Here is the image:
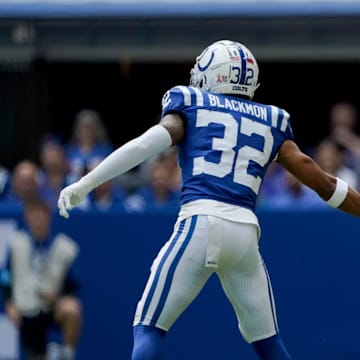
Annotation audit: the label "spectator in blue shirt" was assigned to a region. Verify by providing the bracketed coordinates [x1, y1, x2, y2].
[0, 160, 43, 213]
[258, 170, 329, 211]
[38, 134, 72, 211]
[66, 109, 113, 183]
[124, 153, 180, 213]
[75, 160, 126, 213]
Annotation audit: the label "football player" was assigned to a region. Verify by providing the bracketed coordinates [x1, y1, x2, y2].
[58, 40, 360, 360]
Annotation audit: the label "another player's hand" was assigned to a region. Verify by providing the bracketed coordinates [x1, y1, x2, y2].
[57, 181, 90, 219]
[5, 301, 21, 327]
[39, 290, 58, 306]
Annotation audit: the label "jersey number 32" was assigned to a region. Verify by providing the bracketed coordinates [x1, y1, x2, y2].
[192, 109, 274, 194]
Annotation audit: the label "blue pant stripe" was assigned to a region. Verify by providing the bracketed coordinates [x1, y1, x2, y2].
[139, 219, 186, 323]
[151, 216, 198, 325]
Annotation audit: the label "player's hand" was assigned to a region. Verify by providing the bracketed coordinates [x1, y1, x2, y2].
[57, 181, 90, 219]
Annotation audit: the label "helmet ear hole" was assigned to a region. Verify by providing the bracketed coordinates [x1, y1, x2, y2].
[199, 79, 204, 88]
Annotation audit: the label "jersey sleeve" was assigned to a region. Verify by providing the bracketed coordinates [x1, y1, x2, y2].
[161, 86, 191, 118]
[269, 105, 294, 141]
[269, 106, 295, 161]
[283, 111, 294, 141]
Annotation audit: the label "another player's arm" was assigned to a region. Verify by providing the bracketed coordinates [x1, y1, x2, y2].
[277, 139, 360, 216]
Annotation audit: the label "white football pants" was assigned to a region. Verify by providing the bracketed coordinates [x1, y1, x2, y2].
[133, 215, 278, 343]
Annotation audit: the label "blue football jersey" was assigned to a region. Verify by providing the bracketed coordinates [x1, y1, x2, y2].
[161, 86, 294, 212]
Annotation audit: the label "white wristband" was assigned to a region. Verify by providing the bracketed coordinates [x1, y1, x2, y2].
[326, 177, 348, 208]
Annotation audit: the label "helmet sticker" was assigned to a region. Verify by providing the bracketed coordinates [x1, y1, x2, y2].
[197, 48, 215, 72]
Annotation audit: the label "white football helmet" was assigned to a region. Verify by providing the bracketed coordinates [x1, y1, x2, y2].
[190, 40, 260, 99]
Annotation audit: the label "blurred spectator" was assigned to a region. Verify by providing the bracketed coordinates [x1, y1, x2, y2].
[116, 146, 181, 195]
[38, 134, 71, 211]
[0, 163, 10, 200]
[124, 154, 180, 213]
[66, 109, 113, 183]
[328, 101, 360, 174]
[87, 180, 126, 213]
[114, 163, 150, 195]
[0, 160, 42, 211]
[0, 199, 82, 360]
[160, 147, 182, 192]
[315, 138, 358, 190]
[257, 170, 328, 211]
[80, 160, 126, 213]
[257, 162, 286, 207]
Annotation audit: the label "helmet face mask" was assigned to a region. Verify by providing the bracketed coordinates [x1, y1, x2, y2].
[190, 40, 260, 99]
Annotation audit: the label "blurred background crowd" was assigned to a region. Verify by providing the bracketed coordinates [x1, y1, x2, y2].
[1, 100, 360, 214]
[0, 107, 182, 214]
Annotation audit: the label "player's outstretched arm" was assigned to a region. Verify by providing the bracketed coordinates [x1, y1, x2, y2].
[277, 140, 360, 217]
[57, 113, 185, 218]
